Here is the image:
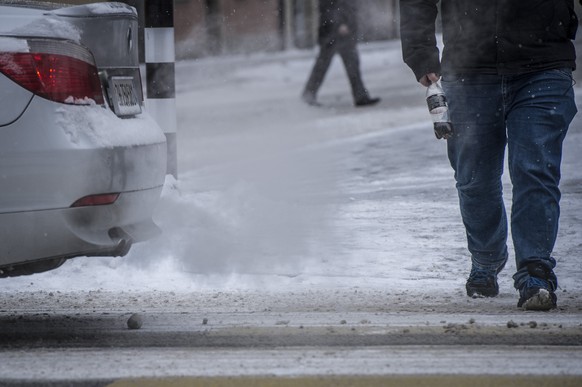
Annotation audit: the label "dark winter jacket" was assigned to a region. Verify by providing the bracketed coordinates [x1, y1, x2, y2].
[318, 0, 358, 46]
[400, 0, 578, 80]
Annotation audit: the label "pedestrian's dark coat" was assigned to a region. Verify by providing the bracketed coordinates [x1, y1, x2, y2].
[318, 0, 358, 46]
[400, 0, 578, 81]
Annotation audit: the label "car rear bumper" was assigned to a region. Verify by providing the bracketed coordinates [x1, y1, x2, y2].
[0, 185, 163, 268]
[0, 97, 167, 270]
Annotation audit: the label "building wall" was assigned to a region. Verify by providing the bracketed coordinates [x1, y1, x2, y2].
[174, 0, 208, 58]
[41, 0, 400, 59]
[174, 0, 399, 58]
[220, 0, 281, 53]
[173, 0, 284, 58]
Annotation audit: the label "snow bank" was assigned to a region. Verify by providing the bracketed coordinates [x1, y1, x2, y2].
[56, 104, 166, 148]
[10, 18, 81, 43]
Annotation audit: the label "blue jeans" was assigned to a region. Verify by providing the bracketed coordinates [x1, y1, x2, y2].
[441, 69, 577, 290]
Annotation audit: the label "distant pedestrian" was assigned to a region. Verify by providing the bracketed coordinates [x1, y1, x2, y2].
[301, 0, 380, 107]
[400, 0, 578, 310]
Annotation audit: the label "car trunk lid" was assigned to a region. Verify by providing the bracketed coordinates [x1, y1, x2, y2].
[49, 3, 143, 117]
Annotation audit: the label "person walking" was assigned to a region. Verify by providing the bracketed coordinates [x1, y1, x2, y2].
[302, 0, 380, 107]
[399, 0, 578, 310]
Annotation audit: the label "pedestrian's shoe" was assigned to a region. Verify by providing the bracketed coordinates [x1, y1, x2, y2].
[355, 97, 380, 107]
[517, 263, 557, 311]
[466, 266, 500, 298]
[301, 92, 319, 106]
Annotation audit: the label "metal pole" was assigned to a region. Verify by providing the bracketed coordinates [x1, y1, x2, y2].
[283, 0, 294, 50]
[144, 0, 177, 178]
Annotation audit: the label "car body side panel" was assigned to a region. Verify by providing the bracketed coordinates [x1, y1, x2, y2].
[0, 74, 33, 126]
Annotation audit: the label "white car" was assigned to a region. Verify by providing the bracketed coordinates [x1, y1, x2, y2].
[0, 1, 167, 277]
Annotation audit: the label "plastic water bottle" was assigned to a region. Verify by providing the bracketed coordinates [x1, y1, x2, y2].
[426, 82, 454, 139]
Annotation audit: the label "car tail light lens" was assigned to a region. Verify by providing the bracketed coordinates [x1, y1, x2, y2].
[71, 193, 120, 208]
[0, 39, 104, 105]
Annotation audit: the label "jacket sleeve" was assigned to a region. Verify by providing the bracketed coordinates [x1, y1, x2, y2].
[399, 0, 441, 81]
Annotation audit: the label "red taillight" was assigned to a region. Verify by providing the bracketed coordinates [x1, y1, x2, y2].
[0, 42, 104, 105]
[71, 193, 120, 208]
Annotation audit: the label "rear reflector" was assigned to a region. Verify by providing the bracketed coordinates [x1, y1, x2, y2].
[0, 39, 104, 105]
[71, 193, 120, 208]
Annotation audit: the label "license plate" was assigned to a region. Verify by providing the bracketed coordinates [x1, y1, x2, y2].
[109, 76, 141, 116]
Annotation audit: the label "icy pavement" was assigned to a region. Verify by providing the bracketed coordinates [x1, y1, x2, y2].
[2, 41, 580, 308]
[0, 41, 581, 383]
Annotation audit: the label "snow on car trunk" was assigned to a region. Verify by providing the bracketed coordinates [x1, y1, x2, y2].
[49, 3, 140, 69]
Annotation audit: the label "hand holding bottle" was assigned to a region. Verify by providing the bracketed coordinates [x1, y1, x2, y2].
[426, 81, 454, 140]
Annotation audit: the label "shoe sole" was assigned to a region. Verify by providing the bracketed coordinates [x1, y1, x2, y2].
[521, 289, 556, 311]
[466, 287, 498, 298]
